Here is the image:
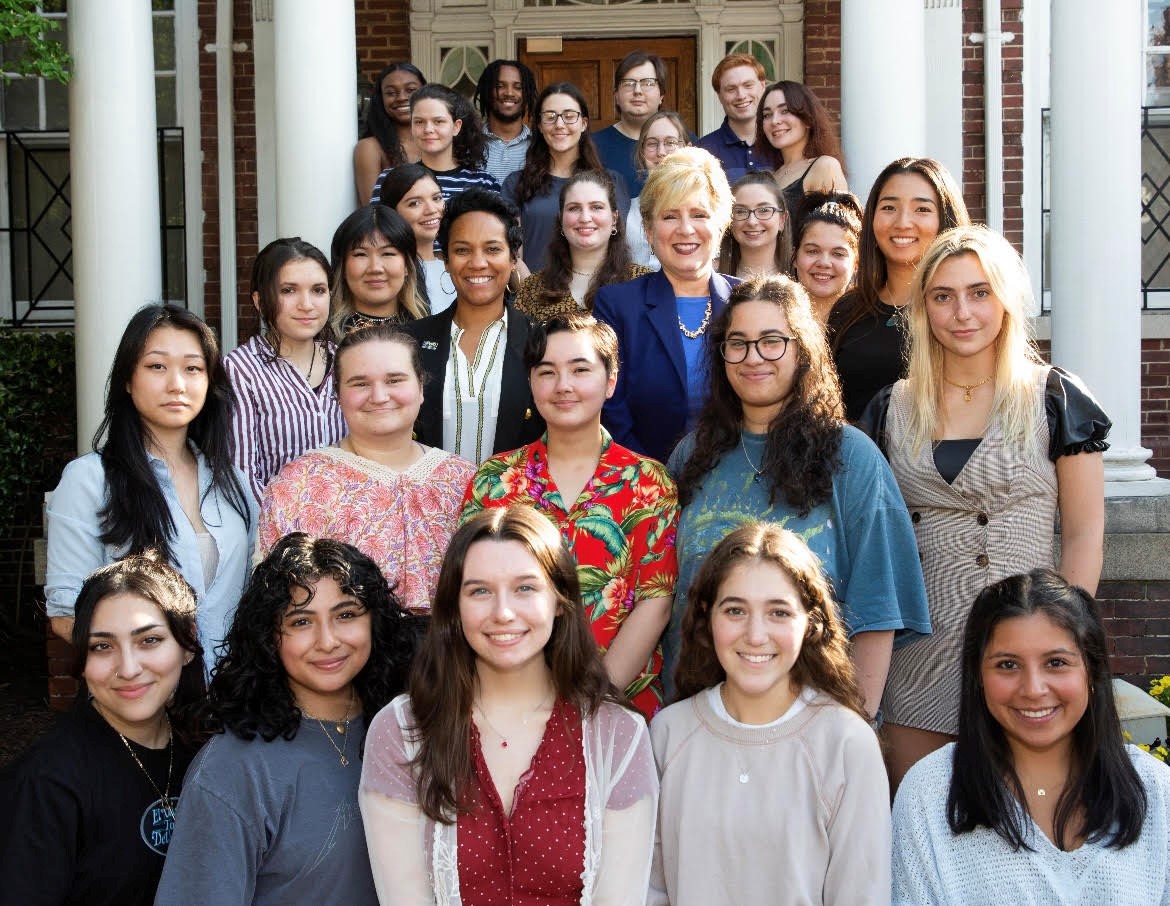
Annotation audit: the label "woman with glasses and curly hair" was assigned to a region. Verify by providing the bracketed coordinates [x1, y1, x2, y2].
[360, 506, 658, 904]
[155, 534, 417, 905]
[666, 274, 930, 710]
[503, 82, 630, 274]
[649, 523, 890, 906]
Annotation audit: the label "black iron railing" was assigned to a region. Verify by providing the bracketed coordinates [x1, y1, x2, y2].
[0, 127, 186, 327]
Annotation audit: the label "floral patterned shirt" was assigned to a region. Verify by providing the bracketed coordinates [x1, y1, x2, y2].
[260, 445, 476, 612]
[462, 431, 679, 717]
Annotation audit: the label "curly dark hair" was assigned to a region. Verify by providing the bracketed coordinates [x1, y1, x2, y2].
[513, 83, 606, 208]
[436, 188, 523, 259]
[473, 59, 538, 124]
[410, 84, 488, 171]
[677, 274, 844, 516]
[539, 171, 634, 310]
[205, 533, 418, 743]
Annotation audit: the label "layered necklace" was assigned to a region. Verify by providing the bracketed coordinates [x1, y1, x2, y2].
[301, 686, 356, 767]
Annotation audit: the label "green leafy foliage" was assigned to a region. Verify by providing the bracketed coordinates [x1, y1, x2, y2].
[0, 0, 72, 84]
[0, 329, 76, 535]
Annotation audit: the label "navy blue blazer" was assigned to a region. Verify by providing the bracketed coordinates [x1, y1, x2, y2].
[404, 301, 544, 457]
[593, 270, 738, 464]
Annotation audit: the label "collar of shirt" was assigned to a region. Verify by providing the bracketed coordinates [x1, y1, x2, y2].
[483, 123, 531, 147]
[716, 118, 751, 148]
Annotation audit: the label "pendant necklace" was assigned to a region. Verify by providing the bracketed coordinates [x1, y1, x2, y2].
[112, 711, 176, 820]
[474, 694, 554, 749]
[943, 374, 993, 402]
[740, 432, 763, 482]
[301, 686, 355, 767]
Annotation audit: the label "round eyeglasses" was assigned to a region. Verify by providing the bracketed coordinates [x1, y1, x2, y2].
[540, 110, 582, 125]
[731, 205, 781, 222]
[719, 335, 795, 363]
[643, 138, 682, 153]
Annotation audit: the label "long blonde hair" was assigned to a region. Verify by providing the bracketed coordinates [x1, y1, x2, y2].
[903, 225, 1044, 457]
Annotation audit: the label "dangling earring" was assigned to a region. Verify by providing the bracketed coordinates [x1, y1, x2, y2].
[611, 226, 618, 236]
[440, 270, 455, 295]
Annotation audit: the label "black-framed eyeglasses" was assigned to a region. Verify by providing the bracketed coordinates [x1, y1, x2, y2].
[540, 110, 582, 125]
[719, 335, 795, 363]
[617, 77, 660, 91]
[731, 205, 781, 222]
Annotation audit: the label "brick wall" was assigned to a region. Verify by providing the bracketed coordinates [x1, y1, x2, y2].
[801, 1, 841, 122]
[1097, 580, 1170, 690]
[1144, 338, 1170, 477]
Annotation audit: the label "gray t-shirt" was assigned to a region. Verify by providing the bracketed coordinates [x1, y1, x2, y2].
[154, 716, 377, 905]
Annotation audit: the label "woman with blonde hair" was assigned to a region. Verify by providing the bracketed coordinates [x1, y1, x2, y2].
[594, 146, 737, 464]
[329, 205, 428, 335]
[649, 522, 890, 906]
[860, 224, 1110, 790]
[627, 111, 691, 269]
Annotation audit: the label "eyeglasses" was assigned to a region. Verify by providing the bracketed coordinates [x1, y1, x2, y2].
[643, 138, 682, 153]
[540, 109, 582, 125]
[731, 205, 781, 222]
[617, 77, 660, 92]
[719, 335, 795, 363]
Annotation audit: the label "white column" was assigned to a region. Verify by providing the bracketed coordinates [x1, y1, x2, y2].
[68, 1, 162, 452]
[273, 0, 357, 253]
[1050, 0, 1157, 486]
[840, 0, 927, 203]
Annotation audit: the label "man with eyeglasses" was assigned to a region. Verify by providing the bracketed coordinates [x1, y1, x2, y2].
[474, 59, 538, 184]
[698, 53, 768, 183]
[592, 51, 666, 197]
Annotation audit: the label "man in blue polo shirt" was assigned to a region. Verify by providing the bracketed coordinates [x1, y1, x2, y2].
[697, 53, 767, 184]
[592, 51, 666, 197]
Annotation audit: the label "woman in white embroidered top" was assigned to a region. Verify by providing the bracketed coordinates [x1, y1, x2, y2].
[648, 522, 891, 906]
[359, 505, 658, 905]
[225, 237, 347, 500]
[892, 569, 1170, 905]
[258, 323, 475, 613]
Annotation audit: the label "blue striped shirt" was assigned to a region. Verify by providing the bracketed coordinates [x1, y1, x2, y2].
[370, 164, 501, 204]
[223, 334, 348, 499]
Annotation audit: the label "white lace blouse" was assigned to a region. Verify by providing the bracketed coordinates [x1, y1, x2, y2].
[359, 693, 658, 905]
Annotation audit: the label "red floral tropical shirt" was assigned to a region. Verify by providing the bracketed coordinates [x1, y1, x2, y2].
[461, 431, 679, 717]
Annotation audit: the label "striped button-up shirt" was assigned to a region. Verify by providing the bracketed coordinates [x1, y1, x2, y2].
[224, 334, 348, 499]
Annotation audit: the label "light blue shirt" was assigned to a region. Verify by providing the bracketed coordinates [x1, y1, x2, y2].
[46, 449, 256, 673]
[483, 123, 531, 185]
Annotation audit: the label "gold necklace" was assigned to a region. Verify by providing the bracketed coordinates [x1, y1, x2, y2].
[943, 374, 993, 402]
[678, 297, 713, 338]
[301, 687, 355, 767]
[112, 712, 176, 820]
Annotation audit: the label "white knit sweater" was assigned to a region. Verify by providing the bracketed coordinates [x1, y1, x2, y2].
[892, 743, 1170, 905]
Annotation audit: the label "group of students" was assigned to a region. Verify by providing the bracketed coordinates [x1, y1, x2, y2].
[3, 46, 1169, 906]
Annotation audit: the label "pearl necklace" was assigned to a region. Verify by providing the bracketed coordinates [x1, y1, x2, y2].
[678, 297, 713, 338]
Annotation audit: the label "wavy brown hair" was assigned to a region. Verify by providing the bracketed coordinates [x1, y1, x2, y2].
[513, 83, 605, 208]
[754, 80, 844, 170]
[676, 274, 844, 515]
[539, 171, 635, 311]
[674, 522, 867, 719]
[407, 506, 625, 824]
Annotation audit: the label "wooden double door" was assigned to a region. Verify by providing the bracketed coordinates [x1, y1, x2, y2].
[519, 36, 697, 134]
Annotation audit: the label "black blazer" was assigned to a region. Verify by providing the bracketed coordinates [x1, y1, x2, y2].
[404, 301, 544, 457]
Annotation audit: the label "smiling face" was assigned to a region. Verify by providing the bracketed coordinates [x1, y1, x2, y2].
[723, 299, 799, 426]
[394, 176, 445, 247]
[491, 64, 525, 124]
[615, 61, 663, 122]
[560, 181, 616, 255]
[382, 69, 423, 126]
[459, 539, 559, 680]
[794, 221, 857, 305]
[411, 97, 462, 162]
[128, 326, 209, 442]
[84, 592, 193, 742]
[981, 613, 1090, 761]
[445, 211, 515, 313]
[640, 116, 686, 171]
[730, 182, 785, 255]
[651, 191, 718, 286]
[344, 232, 407, 315]
[261, 258, 331, 351]
[760, 88, 808, 157]
[717, 64, 765, 127]
[872, 171, 942, 269]
[925, 252, 1006, 365]
[279, 575, 373, 717]
[539, 92, 587, 157]
[529, 329, 616, 433]
[337, 338, 424, 444]
[711, 559, 808, 721]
